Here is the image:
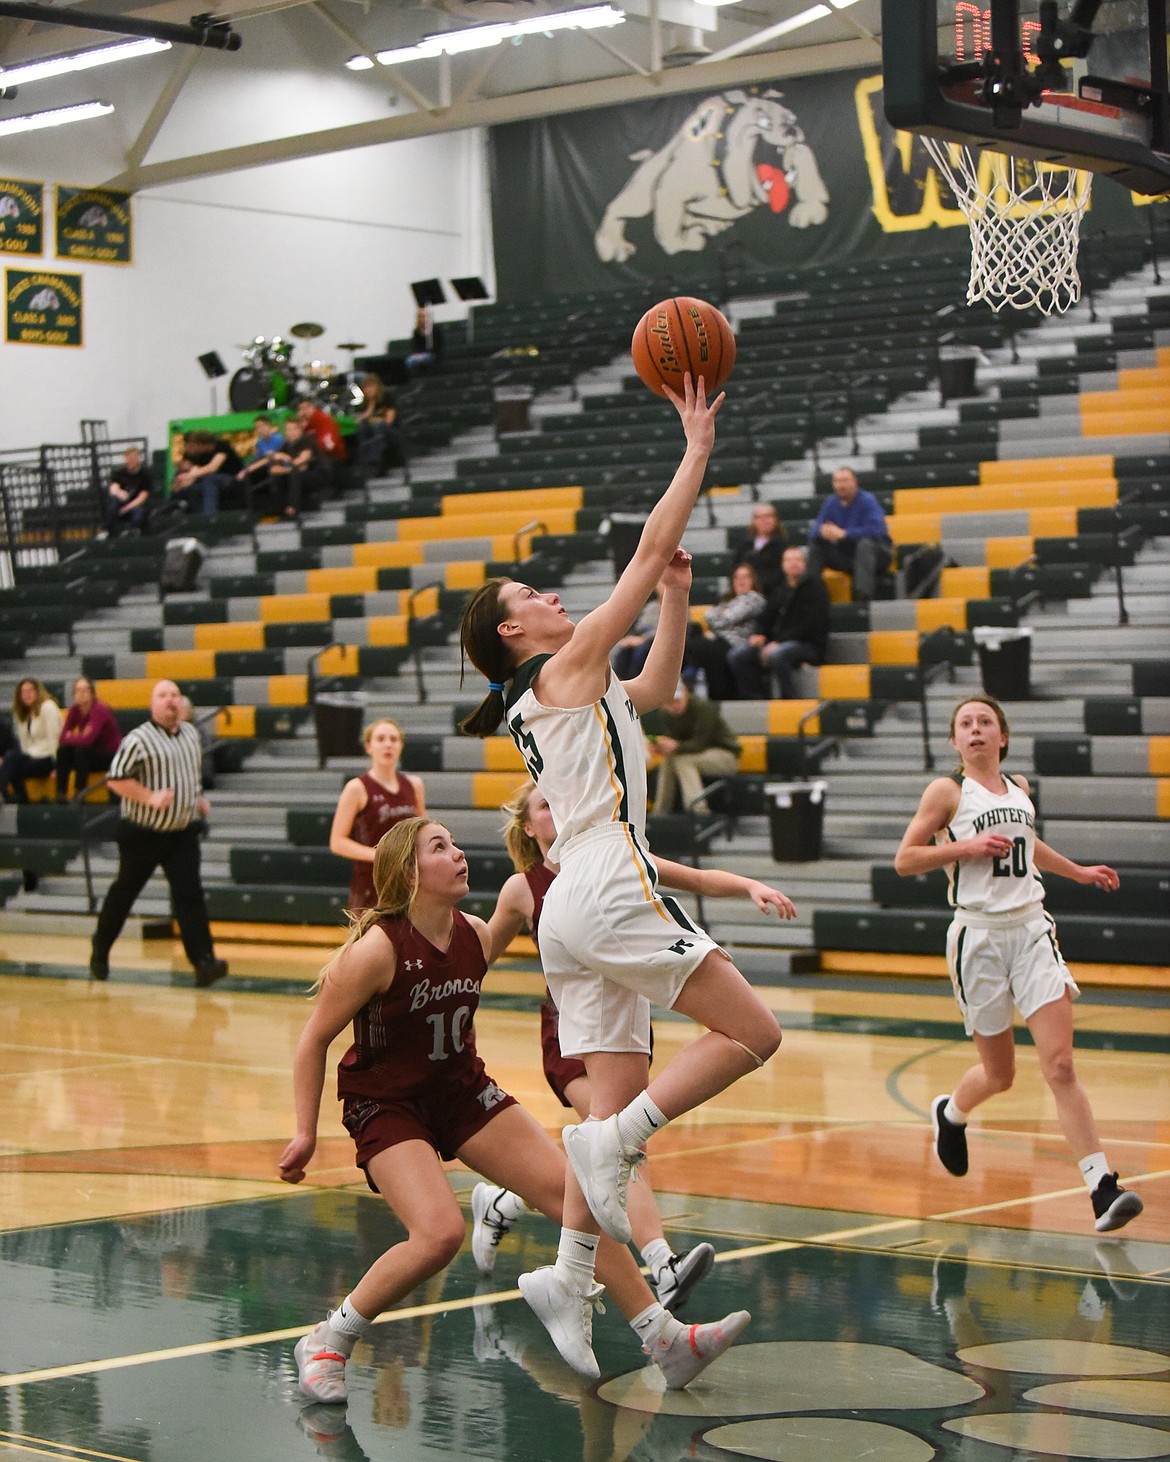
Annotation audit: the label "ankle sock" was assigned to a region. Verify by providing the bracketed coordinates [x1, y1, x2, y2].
[641, 1238, 673, 1281]
[555, 1228, 599, 1288]
[1079, 1152, 1110, 1194]
[617, 1094, 669, 1150]
[325, 1295, 372, 1355]
[943, 1098, 968, 1127]
[629, 1301, 679, 1349]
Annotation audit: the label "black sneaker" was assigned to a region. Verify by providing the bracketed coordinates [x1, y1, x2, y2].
[931, 1095, 969, 1177]
[89, 952, 109, 982]
[194, 958, 228, 988]
[1092, 1174, 1143, 1234]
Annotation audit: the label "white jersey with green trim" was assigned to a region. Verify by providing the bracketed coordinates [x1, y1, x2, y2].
[940, 770, 1044, 916]
[505, 654, 648, 862]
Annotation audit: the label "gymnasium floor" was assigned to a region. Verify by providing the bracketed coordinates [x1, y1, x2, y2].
[1, 936, 1167, 1462]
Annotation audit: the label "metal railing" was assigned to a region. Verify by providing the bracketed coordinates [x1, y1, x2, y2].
[512, 519, 547, 567]
[407, 582, 445, 704]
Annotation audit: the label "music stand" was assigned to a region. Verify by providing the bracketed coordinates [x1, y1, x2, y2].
[198, 351, 227, 416]
[451, 276, 490, 345]
[409, 280, 446, 351]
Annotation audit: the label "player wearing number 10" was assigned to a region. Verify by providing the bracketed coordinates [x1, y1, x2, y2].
[895, 697, 1142, 1234]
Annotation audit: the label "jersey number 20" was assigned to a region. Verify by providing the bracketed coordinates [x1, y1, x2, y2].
[992, 837, 1027, 878]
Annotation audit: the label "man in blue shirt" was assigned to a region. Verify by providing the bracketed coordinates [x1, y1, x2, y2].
[806, 466, 893, 602]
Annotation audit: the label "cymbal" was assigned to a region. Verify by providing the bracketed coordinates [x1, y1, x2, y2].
[289, 321, 325, 339]
[337, 341, 367, 351]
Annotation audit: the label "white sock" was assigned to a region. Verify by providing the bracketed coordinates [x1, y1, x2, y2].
[943, 1098, 968, 1127]
[641, 1238, 673, 1280]
[629, 1301, 680, 1349]
[326, 1295, 372, 1354]
[617, 1094, 669, 1150]
[555, 1228, 598, 1287]
[495, 1190, 528, 1222]
[1079, 1152, 1110, 1193]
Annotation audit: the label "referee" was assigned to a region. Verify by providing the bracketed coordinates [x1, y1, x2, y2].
[90, 679, 227, 986]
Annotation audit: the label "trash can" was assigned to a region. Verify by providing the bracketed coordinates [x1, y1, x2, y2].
[493, 384, 534, 435]
[313, 692, 368, 768]
[938, 350, 979, 402]
[607, 512, 646, 577]
[973, 626, 1033, 700]
[765, 779, 827, 862]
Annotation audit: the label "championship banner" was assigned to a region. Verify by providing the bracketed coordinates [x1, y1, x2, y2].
[5, 268, 83, 347]
[0, 179, 44, 256]
[55, 186, 132, 264]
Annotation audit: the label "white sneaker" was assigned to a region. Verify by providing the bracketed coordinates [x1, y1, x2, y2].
[646, 1310, 751, 1390]
[294, 1321, 348, 1404]
[518, 1265, 605, 1379]
[562, 1115, 643, 1245]
[471, 1182, 517, 1276]
[654, 1243, 716, 1313]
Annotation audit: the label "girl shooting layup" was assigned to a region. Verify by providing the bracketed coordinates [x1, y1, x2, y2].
[279, 817, 749, 1405]
[471, 782, 795, 1307]
[895, 697, 1143, 1233]
[459, 375, 793, 1373]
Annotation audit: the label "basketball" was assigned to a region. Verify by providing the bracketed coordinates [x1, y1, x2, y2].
[631, 297, 735, 399]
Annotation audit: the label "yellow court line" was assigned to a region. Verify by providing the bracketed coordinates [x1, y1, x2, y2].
[0, 1445, 112, 1462]
[0, 1433, 134, 1462]
[931, 1165, 1170, 1223]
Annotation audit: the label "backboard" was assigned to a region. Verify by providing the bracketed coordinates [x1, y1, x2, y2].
[881, 0, 1170, 194]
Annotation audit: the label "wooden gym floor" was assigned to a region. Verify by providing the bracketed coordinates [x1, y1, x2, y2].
[0, 933, 1167, 1462]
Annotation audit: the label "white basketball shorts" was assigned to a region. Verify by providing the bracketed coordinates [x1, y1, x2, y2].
[946, 906, 1080, 1038]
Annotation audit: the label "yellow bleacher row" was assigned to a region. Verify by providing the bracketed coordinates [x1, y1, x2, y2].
[1080, 354, 1170, 437]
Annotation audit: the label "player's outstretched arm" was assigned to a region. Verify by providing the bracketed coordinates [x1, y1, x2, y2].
[655, 857, 797, 920]
[627, 550, 693, 712]
[278, 928, 395, 1183]
[1034, 838, 1120, 890]
[484, 873, 534, 967]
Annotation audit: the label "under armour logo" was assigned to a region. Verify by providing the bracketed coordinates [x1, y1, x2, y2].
[404, 959, 424, 971]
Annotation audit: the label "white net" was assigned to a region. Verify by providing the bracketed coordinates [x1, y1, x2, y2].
[924, 138, 1093, 315]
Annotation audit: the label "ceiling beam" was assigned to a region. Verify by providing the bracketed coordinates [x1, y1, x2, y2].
[105, 35, 878, 191]
[123, 40, 200, 171]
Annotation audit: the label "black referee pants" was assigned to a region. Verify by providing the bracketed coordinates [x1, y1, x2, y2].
[93, 822, 215, 969]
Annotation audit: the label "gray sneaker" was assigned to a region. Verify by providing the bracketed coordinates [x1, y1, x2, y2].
[654, 1243, 716, 1314]
[294, 1321, 348, 1404]
[645, 1310, 751, 1389]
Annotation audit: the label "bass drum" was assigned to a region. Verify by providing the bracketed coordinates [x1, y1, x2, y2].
[229, 366, 292, 413]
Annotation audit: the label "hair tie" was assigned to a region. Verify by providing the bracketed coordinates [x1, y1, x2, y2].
[488, 681, 505, 693]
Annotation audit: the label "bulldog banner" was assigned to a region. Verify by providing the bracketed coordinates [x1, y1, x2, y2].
[489, 67, 1161, 301]
[56, 186, 132, 264]
[0, 179, 44, 257]
[5, 268, 83, 347]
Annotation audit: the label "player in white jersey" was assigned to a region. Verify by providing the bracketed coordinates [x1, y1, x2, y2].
[896, 696, 1142, 1233]
[458, 373, 796, 1373]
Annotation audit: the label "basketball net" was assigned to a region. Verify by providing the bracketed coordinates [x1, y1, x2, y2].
[924, 138, 1093, 315]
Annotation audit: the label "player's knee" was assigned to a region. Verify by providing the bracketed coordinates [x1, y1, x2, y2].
[986, 1064, 1014, 1094]
[1041, 1051, 1076, 1090]
[740, 1010, 782, 1065]
[419, 1217, 466, 1269]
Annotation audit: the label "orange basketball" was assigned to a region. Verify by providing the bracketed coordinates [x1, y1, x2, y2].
[631, 297, 735, 399]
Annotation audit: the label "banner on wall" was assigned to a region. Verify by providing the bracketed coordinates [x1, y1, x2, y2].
[5, 268, 83, 347]
[56, 186, 132, 264]
[0, 179, 44, 257]
[488, 69, 1161, 301]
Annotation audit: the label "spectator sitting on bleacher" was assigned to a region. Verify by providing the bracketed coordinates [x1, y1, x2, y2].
[171, 430, 244, 516]
[235, 414, 285, 493]
[296, 398, 346, 465]
[684, 563, 766, 701]
[255, 419, 323, 519]
[1, 678, 61, 804]
[56, 676, 121, 801]
[806, 466, 893, 603]
[728, 546, 830, 700]
[612, 588, 660, 681]
[100, 446, 153, 538]
[643, 680, 740, 815]
[404, 306, 441, 374]
[731, 503, 788, 595]
[352, 394, 404, 478]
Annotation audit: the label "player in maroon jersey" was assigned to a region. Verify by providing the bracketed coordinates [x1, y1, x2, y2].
[473, 781, 796, 1308]
[279, 815, 750, 1406]
[329, 719, 426, 911]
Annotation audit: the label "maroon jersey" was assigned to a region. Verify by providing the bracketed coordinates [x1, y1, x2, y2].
[526, 862, 587, 1108]
[524, 862, 556, 945]
[348, 773, 419, 910]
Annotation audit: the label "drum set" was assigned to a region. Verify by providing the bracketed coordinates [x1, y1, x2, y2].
[227, 322, 368, 414]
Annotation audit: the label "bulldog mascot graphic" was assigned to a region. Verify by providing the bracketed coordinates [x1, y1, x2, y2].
[595, 89, 828, 261]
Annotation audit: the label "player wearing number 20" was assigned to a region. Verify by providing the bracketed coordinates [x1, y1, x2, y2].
[895, 696, 1142, 1234]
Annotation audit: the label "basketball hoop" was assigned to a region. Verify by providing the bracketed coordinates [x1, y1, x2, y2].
[924, 138, 1093, 315]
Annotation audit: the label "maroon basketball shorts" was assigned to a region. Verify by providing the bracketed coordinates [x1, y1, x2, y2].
[540, 997, 588, 1109]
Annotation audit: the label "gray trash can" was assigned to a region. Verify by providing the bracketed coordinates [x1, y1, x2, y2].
[493, 384, 534, 435]
[608, 512, 646, 577]
[313, 691, 368, 767]
[973, 626, 1033, 700]
[765, 779, 827, 862]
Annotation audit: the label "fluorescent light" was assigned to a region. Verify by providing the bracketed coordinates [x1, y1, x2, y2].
[0, 100, 114, 137]
[699, 2, 830, 62]
[374, 5, 625, 66]
[345, 54, 376, 70]
[0, 38, 170, 89]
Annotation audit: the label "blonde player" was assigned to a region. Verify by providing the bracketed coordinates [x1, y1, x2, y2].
[895, 696, 1142, 1233]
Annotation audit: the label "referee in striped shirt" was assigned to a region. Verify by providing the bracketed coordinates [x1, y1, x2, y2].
[90, 679, 227, 986]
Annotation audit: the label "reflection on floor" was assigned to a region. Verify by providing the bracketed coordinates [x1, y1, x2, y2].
[0, 963, 1166, 1461]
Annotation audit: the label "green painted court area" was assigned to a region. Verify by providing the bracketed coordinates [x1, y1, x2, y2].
[3, 1190, 1167, 1462]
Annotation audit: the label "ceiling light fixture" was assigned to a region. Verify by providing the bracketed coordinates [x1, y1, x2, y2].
[371, 5, 625, 67]
[0, 99, 114, 136]
[345, 54, 376, 70]
[0, 37, 170, 88]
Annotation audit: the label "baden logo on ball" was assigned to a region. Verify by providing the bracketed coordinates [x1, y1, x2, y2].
[631, 297, 735, 399]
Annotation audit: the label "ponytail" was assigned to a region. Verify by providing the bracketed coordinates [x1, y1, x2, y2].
[458, 578, 514, 738]
[501, 780, 542, 873]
